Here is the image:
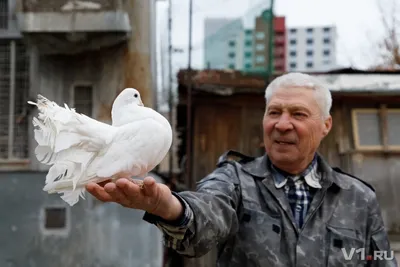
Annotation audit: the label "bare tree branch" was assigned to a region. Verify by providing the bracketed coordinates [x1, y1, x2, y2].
[370, 0, 400, 69]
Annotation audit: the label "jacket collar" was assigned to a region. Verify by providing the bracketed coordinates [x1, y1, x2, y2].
[240, 152, 351, 190]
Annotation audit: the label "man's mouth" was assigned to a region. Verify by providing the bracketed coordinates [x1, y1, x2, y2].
[275, 140, 295, 145]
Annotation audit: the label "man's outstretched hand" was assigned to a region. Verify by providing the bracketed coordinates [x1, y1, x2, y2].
[85, 176, 183, 221]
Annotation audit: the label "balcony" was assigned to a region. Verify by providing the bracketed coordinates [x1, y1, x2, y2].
[15, 0, 131, 54]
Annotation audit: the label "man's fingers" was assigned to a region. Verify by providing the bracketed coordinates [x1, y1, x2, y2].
[142, 176, 158, 197]
[116, 178, 142, 199]
[97, 179, 112, 187]
[86, 183, 113, 202]
[104, 182, 131, 206]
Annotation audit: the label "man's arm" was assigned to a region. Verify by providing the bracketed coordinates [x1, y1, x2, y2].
[366, 192, 398, 267]
[143, 162, 242, 258]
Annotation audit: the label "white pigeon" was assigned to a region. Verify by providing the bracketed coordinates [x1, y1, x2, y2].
[28, 88, 173, 206]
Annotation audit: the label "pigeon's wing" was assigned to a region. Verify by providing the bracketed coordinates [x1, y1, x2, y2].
[29, 95, 117, 206]
[95, 118, 170, 178]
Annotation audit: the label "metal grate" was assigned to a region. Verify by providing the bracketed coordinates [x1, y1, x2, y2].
[0, 0, 8, 29]
[0, 40, 30, 159]
[0, 40, 10, 158]
[74, 85, 93, 117]
[13, 41, 29, 158]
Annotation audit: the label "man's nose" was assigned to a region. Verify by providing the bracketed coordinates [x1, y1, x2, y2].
[274, 114, 294, 132]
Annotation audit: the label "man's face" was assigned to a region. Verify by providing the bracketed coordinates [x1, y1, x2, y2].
[263, 87, 332, 173]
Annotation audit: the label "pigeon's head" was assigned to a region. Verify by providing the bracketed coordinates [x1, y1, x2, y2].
[113, 88, 144, 110]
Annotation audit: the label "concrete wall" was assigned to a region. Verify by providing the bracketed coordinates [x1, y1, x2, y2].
[0, 172, 164, 267]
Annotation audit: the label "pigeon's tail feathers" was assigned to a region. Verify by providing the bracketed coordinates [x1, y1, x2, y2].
[29, 94, 117, 206]
[29, 94, 113, 160]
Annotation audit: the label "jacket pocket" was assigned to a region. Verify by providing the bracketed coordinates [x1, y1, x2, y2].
[370, 229, 396, 264]
[326, 225, 365, 267]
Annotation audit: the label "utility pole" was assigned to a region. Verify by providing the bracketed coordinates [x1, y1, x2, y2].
[267, 0, 275, 81]
[168, 0, 173, 179]
[186, 0, 193, 189]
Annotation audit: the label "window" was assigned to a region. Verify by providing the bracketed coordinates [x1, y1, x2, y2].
[255, 44, 265, 51]
[245, 29, 252, 35]
[306, 28, 313, 33]
[228, 40, 235, 47]
[255, 32, 265, 40]
[244, 63, 252, 69]
[228, 52, 235, 58]
[41, 206, 69, 236]
[323, 49, 330, 56]
[323, 38, 330, 44]
[323, 60, 331, 65]
[290, 51, 296, 57]
[73, 85, 93, 117]
[228, 63, 235, 69]
[306, 50, 313, 56]
[290, 62, 296, 69]
[0, 40, 30, 161]
[323, 27, 330, 33]
[306, 62, 313, 68]
[306, 39, 313, 45]
[255, 55, 264, 63]
[290, 29, 297, 34]
[245, 40, 252, 46]
[44, 207, 67, 229]
[244, 51, 252, 58]
[352, 108, 400, 150]
[290, 39, 296, 45]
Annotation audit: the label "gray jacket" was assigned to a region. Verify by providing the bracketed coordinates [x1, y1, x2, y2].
[144, 151, 397, 267]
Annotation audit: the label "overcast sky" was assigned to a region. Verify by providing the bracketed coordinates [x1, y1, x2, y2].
[156, 0, 396, 73]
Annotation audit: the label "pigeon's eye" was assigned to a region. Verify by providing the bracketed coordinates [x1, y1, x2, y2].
[134, 93, 138, 98]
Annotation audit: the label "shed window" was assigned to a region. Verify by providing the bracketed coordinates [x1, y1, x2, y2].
[352, 108, 400, 150]
[387, 111, 400, 145]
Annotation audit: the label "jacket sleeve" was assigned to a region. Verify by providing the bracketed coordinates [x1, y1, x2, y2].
[366, 192, 398, 267]
[143, 162, 242, 258]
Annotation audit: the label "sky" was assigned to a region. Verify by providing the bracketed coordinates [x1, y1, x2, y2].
[156, 0, 393, 68]
[155, 0, 396, 107]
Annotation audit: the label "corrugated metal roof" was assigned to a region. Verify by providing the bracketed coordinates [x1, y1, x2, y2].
[177, 68, 400, 94]
[313, 74, 400, 92]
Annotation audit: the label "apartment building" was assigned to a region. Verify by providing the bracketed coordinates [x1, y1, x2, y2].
[0, 1, 164, 266]
[252, 13, 286, 72]
[203, 18, 244, 69]
[203, 11, 286, 73]
[286, 25, 337, 72]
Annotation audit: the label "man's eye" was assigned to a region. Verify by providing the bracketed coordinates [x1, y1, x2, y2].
[294, 113, 306, 117]
[269, 111, 279, 115]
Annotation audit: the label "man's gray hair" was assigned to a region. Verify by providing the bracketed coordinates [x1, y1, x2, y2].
[264, 72, 332, 119]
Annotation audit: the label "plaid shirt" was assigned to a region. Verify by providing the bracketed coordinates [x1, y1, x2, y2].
[270, 156, 321, 228]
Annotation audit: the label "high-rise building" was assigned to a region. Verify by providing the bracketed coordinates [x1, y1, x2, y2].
[203, 11, 286, 73]
[252, 13, 286, 72]
[203, 18, 244, 70]
[286, 26, 337, 72]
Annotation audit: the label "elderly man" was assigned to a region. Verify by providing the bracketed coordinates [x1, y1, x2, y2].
[86, 73, 397, 266]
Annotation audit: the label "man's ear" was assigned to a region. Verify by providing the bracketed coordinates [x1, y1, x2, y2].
[322, 115, 332, 137]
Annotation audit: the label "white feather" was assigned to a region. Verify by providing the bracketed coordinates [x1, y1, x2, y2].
[29, 88, 173, 206]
